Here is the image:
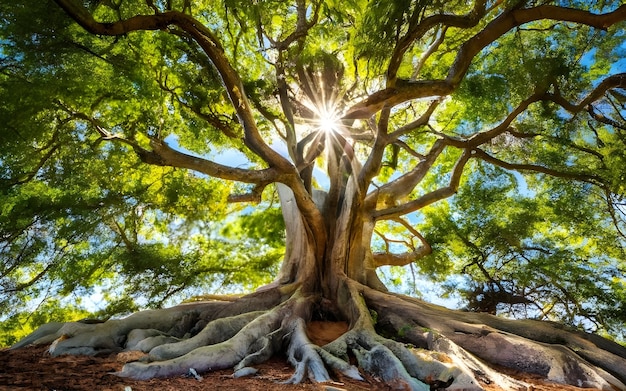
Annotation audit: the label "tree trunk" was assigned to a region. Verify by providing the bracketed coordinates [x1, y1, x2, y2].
[12, 183, 626, 390]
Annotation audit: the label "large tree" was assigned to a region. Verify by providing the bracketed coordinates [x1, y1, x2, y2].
[3, 0, 626, 389]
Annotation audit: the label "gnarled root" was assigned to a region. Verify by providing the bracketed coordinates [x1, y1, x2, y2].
[116, 305, 289, 379]
[146, 310, 266, 360]
[365, 287, 626, 391]
[12, 279, 626, 390]
[12, 302, 221, 356]
[323, 279, 487, 390]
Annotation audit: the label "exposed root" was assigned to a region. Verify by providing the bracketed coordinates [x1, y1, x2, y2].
[12, 279, 626, 390]
[115, 304, 289, 379]
[316, 346, 364, 381]
[147, 310, 266, 360]
[126, 329, 180, 353]
[365, 286, 626, 391]
[10, 322, 66, 349]
[283, 317, 332, 383]
[355, 342, 430, 391]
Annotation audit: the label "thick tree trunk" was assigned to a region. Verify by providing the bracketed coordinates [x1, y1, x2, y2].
[12, 183, 626, 390]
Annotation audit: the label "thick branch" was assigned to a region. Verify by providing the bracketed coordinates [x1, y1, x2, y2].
[545, 73, 626, 113]
[390, 0, 487, 81]
[365, 139, 446, 207]
[226, 185, 266, 203]
[53, 0, 329, 245]
[447, 5, 626, 86]
[344, 5, 626, 119]
[147, 139, 280, 185]
[464, 92, 545, 148]
[372, 218, 432, 267]
[53, 0, 294, 173]
[343, 81, 453, 120]
[374, 149, 472, 220]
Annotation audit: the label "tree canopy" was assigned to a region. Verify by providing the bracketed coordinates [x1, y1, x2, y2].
[2, 0, 626, 388]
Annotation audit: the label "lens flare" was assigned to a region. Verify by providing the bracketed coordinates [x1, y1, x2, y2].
[316, 104, 342, 135]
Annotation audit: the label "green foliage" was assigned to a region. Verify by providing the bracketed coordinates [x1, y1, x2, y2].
[356, 0, 417, 64]
[0, 301, 92, 347]
[1, 0, 626, 346]
[418, 162, 626, 337]
[0, 0, 287, 345]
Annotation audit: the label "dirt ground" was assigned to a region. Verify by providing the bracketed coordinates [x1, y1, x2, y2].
[0, 344, 610, 391]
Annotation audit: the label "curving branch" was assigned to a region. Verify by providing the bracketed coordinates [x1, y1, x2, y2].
[464, 92, 546, 148]
[146, 139, 281, 185]
[52, 0, 329, 239]
[389, 0, 488, 82]
[265, 0, 322, 51]
[372, 217, 432, 267]
[446, 5, 626, 86]
[365, 139, 447, 208]
[343, 80, 452, 120]
[52, 0, 295, 174]
[56, 100, 281, 187]
[343, 5, 626, 119]
[472, 148, 603, 185]
[545, 73, 626, 114]
[505, 128, 606, 162]
[358, 99, 441, 196]
[388, 99, 441, 141]
[410, 26, 448, 81]
[588, 106, 626, 131]
[373, 148, 472, 220]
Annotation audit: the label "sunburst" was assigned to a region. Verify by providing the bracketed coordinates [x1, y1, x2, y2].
[309, 100, 344, 136]
[296, 87, 347, 138]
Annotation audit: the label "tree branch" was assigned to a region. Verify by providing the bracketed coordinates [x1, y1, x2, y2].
[366, 139, 447, 208]
[266, 0, 322, 51]
[472, 148, 603, 185]
[390, 0, 488, 82]
[147, 138, 281, 185]
[506, 128, 606, 162]
[227, 185, 266, 203]
[343, 5, 626, 119]
[372, 217, 432, 267]
[410, 26, 448, 80]
[343, 80, 453, 120]
[447, 5, 626, 86]
[57, 100, 281, 186]
[53, 0, 295, 174]
[373, 148, 472, 220]
[388, 99, 441, 140]
[545, 73, 626, 114]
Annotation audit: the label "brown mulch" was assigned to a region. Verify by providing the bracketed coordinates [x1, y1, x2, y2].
[0, 345, 387, 391]
[0, 345, 607, 391]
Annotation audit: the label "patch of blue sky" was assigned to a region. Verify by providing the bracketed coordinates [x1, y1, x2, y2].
[379, 265, 465, 309]
[164, 133, 253, 169]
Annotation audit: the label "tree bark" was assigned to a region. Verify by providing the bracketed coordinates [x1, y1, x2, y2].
[12, 3, 626, 389]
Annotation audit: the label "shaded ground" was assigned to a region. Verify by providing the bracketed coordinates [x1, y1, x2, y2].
[0, 345, 608, 391]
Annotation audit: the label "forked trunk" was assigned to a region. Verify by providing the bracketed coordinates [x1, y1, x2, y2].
[275, 181, 383, 301]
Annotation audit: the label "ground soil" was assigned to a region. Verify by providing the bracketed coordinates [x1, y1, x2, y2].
[0, 344, 608, 391]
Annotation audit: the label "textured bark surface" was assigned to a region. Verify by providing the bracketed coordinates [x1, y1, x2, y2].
[12, 282, 626, 391]
[11, 184, 626, 391]
[5, 344, 619, 391]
